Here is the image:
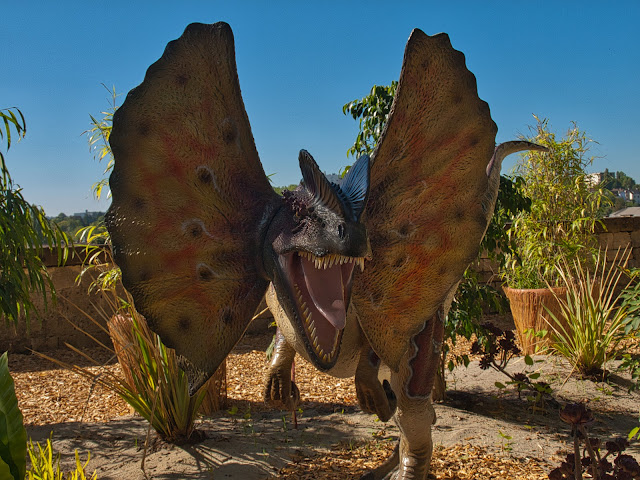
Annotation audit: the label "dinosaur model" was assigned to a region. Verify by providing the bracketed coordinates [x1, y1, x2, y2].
[106, 22, 544, 479]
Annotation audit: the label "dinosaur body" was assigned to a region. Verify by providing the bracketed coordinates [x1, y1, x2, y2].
[106, 22, 544, 479]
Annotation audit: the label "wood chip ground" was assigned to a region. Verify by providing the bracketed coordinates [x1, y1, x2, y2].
[6, 333, 566, 479]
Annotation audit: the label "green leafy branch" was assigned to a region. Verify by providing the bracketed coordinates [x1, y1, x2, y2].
[1, 107, 71, 326]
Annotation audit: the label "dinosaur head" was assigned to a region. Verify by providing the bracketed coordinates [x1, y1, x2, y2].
[265, 150, 371, 370]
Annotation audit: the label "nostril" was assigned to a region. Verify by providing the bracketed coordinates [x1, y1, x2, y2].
[338, 224, 345, 239]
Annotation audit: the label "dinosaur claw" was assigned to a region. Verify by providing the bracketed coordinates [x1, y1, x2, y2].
[263, 372, 300, 411]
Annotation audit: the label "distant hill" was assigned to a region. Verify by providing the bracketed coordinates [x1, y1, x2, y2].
[50, 211, 105, 241]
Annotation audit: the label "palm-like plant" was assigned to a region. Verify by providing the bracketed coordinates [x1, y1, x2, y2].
[84, 85, 117, 201]
[545, 247, 639, 377]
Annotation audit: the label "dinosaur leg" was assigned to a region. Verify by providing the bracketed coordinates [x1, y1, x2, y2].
[356, 345, 397, 422]
[392, 306, 444, 480]
[263, 328, 300, 410]
[361, 307, 444, 480]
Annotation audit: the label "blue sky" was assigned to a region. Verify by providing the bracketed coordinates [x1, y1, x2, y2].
[2, 1, 639, 215]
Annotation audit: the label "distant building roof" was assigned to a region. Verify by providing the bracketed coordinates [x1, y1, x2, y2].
[608, 207, 640, 217]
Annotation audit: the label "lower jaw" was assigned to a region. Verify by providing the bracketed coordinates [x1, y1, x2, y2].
[304, 330, 341, 368]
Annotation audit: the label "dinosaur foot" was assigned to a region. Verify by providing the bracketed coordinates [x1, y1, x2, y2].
[263, 371, 300, 411]
[360, 441, 437, 480]
[356, 378, 397, 422]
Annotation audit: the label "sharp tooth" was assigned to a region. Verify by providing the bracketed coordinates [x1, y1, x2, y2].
[313, 337, 319, 349]
[310, 325, 316, 338]
[323, 353, 329, 362]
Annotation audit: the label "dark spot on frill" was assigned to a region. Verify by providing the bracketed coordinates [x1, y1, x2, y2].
[187, 222, 203, 238]
[176, 74, 188, 86]
[222, 118, 237, 144]
[197, 264, 213, 281]
[178, 315, 191, 331]
[393, 255, 406, 269]
[196, 166, 213, 184]
[132, 197, 146, 211]
[220, 307, 233, 325]
[398, 223, 413, 237]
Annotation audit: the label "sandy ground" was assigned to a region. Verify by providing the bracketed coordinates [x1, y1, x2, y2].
[22, 342, 640, 480]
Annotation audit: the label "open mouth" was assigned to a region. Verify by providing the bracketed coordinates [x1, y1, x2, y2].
[280, 251, 365, 365]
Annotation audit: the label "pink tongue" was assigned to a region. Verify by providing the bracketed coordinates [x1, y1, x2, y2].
[300, 257, 347, 330]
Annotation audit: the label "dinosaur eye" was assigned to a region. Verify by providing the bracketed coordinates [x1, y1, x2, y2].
[338, 224, 345, 239]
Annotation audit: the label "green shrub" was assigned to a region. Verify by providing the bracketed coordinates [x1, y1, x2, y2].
[502, 116, 610, 289]
[1, 107, 71, 327]
[618, 267, 640, 390]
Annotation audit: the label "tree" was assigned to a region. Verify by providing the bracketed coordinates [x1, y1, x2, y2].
[343, 82, 397, 159]
[50, 211, 105, 241]
[601, 168, 638, 191]
[1, 107, 70, 326]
